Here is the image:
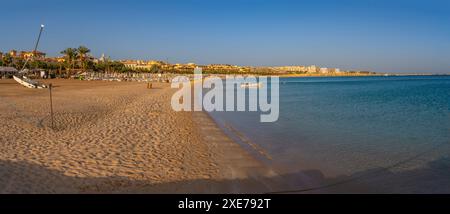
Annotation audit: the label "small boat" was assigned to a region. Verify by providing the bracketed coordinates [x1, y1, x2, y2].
[240, 82, 263, 89]
[13, 75, 47, 89]
[13, 24, 47, 89]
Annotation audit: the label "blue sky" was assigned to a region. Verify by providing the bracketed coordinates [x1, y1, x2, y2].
[1, 0, 449, 73]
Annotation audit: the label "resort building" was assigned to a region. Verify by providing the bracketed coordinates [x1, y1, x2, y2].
[9, 50, 18, 57]
[122, 60, 158, 71]
[270, 65, 348, 74]
[320, 67, 329, 74]
[272, 66, 307, 72]
[203, 64, 242, 72]
[147, 60, 166, 66]
[20, 50, 46, 60]
[174, 63, 197, 70]
[307, 65, 319, 73]
[56, 57, 66, 63]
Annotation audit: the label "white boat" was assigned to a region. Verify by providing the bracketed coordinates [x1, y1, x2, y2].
[13, 75, 47, 89]
[12, 24, 47, 89]
[240, 82, 263, 89]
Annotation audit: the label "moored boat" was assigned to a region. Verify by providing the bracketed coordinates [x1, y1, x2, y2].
[13, 75, 47, 89]
[240, 82, 263, 88]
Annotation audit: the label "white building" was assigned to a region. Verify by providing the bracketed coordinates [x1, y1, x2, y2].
[320, 67, 329, 74]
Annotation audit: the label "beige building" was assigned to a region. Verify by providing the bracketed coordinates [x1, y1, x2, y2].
[320, 67, 329, 74]
[6, 50, 46, 59]
[307, 65, 319, 73]
[272, 66, 307, 72]
[122, 60, 167, 71]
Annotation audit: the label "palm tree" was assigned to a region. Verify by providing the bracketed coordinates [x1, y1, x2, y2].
[60, 48, 78, 73]
[77, 46, 91, 71]
[3, 54, 13, 67]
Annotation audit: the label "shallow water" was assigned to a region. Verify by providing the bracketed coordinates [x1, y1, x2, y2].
[208, 76, 450, 193]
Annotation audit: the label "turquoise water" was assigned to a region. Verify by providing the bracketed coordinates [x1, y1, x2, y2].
[209, 76, 450, 193]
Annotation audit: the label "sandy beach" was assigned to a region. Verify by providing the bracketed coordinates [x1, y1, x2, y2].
[0, 79, 277, 193]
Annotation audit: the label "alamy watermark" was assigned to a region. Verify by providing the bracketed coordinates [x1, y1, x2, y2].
[171, 67, 279, 122]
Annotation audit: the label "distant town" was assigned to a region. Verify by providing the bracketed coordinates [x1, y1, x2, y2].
[0, 47, 376, 78]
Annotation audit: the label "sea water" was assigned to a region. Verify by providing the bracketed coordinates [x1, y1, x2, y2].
[208, 75, 450, 193]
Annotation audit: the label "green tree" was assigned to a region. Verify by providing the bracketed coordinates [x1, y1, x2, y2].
[13, 58, 25, 70]
[85, 60, 95, 71]
[3, 54, 13, 67]
[60, 48, 78, 72]
[77, 46, 91, 71]
[29, 60, 48, 70]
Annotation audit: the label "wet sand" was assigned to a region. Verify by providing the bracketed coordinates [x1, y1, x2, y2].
[0, 79, 275, 193]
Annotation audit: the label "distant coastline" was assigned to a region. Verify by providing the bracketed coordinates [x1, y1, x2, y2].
[277, 73, 450, 78]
